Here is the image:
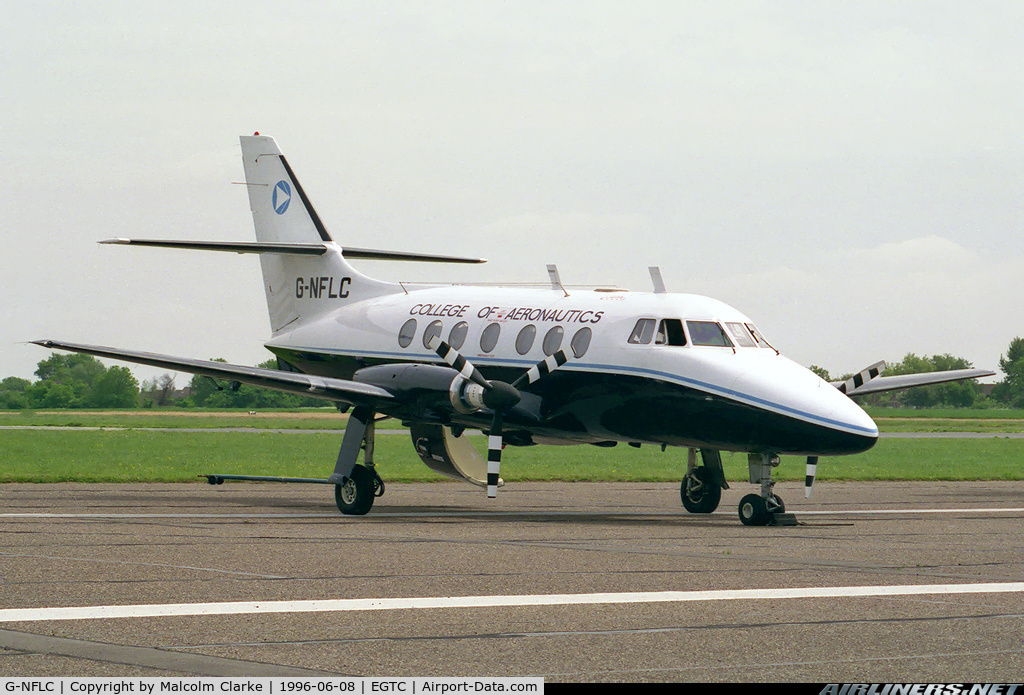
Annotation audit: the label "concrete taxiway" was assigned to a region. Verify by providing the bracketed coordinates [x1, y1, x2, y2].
[1, 480, 1023, 681]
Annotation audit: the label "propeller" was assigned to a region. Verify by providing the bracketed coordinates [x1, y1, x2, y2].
[836, 361, 887, 395]
[427, 335, 572, 497]
[805, 456, 818, 498]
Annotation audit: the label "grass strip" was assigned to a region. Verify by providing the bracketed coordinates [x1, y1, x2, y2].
[3, 430, 1022, 484]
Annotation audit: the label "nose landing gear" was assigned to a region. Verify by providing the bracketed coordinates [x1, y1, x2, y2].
[740, 453, 798, 526]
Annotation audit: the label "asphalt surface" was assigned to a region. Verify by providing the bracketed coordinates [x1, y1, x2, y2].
[2, 480, 1023, 682]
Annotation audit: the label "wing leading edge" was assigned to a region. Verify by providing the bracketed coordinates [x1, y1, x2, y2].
[30, 340, 393, 405]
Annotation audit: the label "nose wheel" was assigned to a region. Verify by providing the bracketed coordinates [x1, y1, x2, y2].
[739, 453, 797, 526]
[738, 494, 768, 526]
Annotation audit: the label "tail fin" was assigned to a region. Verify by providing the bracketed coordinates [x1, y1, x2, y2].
[240, 135, 397, 333]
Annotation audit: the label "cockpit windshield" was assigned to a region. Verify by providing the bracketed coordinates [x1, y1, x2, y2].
[686, 321, 733, 347]
[724, 322, 758, 348]
[744, 323, 774, 349]
[627, 318, 774, 350]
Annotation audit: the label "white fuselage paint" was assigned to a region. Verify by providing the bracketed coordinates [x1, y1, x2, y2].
[266, 283, 878, 454]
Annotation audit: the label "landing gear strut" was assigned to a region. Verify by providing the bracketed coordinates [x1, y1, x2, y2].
[329, 406, 385, 515]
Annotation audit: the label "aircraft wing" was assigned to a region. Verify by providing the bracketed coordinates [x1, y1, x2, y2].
[835, 368, 996, 397]
[30, 340, 394, 406]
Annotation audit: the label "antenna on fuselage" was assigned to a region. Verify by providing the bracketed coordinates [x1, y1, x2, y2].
[547, 264, 569, 297]
[649, 266, 667, 293]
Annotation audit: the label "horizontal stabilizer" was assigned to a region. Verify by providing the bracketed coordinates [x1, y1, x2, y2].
[838, 368, 996, 397]
[100, 238, 486, 263]
[31, 339, 393, 405]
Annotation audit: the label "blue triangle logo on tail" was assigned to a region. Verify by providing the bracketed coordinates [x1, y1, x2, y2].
[272, 180, 291, 215]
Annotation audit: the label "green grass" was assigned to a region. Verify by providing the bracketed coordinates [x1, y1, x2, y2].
[864, 407, 1024, 419]
[3, 429, 1022, 483]
[874, 420, 1024, 433]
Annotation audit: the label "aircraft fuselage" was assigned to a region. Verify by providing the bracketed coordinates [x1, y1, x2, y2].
[265, 283, 879, 457]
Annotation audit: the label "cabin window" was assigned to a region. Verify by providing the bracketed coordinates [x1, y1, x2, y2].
[628, 318, 656, 344]
[423, 320, 443, 349]
[725, 322, 757, 348]
[516, 325, 537, 355]
[449, 321, 469, 350]
[571, 327, 592, 358]
[655, 319, 687, 346]
[543, 326, 564, 355]
[398, 319, 417, 348]
[480, 322, 501, 353]
[687, 321, 733, 347]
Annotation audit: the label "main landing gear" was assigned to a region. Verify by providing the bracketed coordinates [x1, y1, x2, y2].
[334, 464, 385, 515]
[202, 404, 387, 515]
[680, 448, 728, 514]
[328, 406, 386, 515]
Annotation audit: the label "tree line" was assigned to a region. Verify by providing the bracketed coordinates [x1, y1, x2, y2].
[0, 353, 326, 409]
[2, 337, 1023, 410]
[809, 337, 1024, 409]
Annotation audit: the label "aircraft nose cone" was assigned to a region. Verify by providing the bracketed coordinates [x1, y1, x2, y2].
[732, 355, 878, 455]
[818, 382, 879, 452]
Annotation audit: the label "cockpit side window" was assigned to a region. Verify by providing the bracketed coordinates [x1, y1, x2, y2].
[655, 319, 687, 346]
[628, 318, 656, 344]
[725, 322, 757, 348]
[687, 321, 733, 347]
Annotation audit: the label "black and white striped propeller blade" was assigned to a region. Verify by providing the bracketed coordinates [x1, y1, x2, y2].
[512, 350, 570, 389]
[427, 335, 491, 391]
[805, 456, 818, 498]
[486, 411, 505, 497]
[836, 361, 887, 395]
[425, 338, 574, 498]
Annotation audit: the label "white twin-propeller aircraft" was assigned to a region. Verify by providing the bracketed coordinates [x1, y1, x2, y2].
[34, 134, 994, 525]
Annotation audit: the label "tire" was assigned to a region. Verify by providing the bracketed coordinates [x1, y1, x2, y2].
[680, 466, 722, 514]
[738, 494, 769, 526]
[334, 466, 375, 515]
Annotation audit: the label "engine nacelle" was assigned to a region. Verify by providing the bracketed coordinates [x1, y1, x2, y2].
[354, 363, 487, 414]
[354, 363, 459, 395]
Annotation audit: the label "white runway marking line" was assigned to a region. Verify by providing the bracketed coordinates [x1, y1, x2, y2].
[3, 582, 1024, 623]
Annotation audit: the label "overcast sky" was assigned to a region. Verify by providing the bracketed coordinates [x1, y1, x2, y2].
[3, 2, 1022, 386]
